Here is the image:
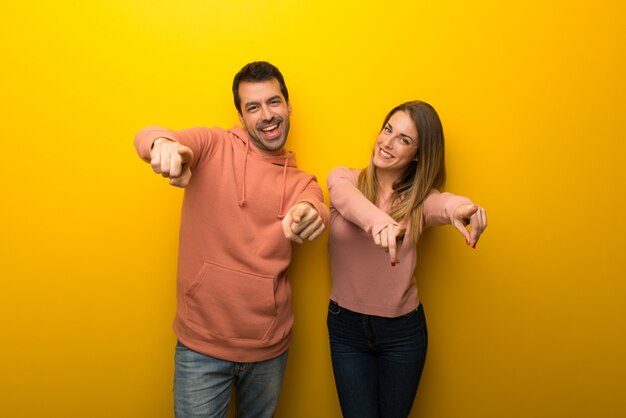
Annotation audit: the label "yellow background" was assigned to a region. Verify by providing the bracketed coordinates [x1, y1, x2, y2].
[2, 1, 625, 417]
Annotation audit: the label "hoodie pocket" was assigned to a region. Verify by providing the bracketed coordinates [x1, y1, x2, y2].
[184, 260, 277, 341]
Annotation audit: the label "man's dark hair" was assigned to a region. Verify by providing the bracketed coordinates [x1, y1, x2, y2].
[232, 61, 289, 114]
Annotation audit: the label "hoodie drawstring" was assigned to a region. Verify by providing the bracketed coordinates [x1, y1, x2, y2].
[238, 139, 250, 207]
[276, 156, 289, 219]
[237, 136, 290, 219]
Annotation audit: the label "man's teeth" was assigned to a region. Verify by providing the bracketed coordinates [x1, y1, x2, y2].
[262, 124, 278, 132]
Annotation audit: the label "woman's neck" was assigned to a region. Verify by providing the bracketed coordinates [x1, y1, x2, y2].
[376, 169, 401, 195]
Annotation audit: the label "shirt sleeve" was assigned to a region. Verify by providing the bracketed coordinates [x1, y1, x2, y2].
[295, 177, 331, 227]
[133, 126, 217, 172]
[423, 189, 473, 227]
[327, 167, 398, 235]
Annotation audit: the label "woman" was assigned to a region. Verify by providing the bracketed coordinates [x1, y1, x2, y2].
[326, 100, 487, 418]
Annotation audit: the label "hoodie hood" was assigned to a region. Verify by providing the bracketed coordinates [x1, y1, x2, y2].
[228, 126, 296, 218]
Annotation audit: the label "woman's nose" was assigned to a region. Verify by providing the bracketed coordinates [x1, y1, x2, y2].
[381, 136, 394, 149]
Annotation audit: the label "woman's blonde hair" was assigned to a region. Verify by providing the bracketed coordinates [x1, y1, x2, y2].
[357, 100, 446, 243]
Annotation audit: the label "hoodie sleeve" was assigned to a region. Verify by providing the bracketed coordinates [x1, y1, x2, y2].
[134, 126, 218, 171]
[327, 167, 398, 235]
[295, 177, 331, 227]
[423, 189, 473, 227]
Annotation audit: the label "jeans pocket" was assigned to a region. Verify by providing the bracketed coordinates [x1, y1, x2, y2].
[397, 308, 418, 319]
[328, 300, 341, 315]
[175, 340, 189, 351]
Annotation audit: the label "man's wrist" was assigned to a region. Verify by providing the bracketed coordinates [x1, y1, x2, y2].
[152, 137, 173, 149]
[296, 201, 317, 212]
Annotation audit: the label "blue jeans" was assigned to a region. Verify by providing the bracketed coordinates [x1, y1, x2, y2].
[174, 341, 287, 418]
[327, 301, 428, 418]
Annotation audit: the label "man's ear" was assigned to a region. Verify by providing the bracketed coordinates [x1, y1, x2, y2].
[238, 112, 245, 127]
[288, 102, 292, 116]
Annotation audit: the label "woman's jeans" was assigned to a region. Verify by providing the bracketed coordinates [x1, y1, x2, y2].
[327, 301, 428, 418]
[174, 341, 287, 418]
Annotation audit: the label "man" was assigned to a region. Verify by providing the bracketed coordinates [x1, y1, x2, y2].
[134, 61, 329, 418]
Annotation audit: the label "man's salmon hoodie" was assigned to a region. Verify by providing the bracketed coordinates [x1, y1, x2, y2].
[135, 125, 330, 362]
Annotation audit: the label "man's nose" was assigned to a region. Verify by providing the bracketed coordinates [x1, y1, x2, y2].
[260, 106, 272, 121]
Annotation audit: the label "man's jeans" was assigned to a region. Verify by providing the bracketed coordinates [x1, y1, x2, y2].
[174, 341, 287, 418]
[327, 301, 428, 418]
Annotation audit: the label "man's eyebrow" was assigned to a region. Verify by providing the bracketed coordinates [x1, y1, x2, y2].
[244, 100, 260, 108]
